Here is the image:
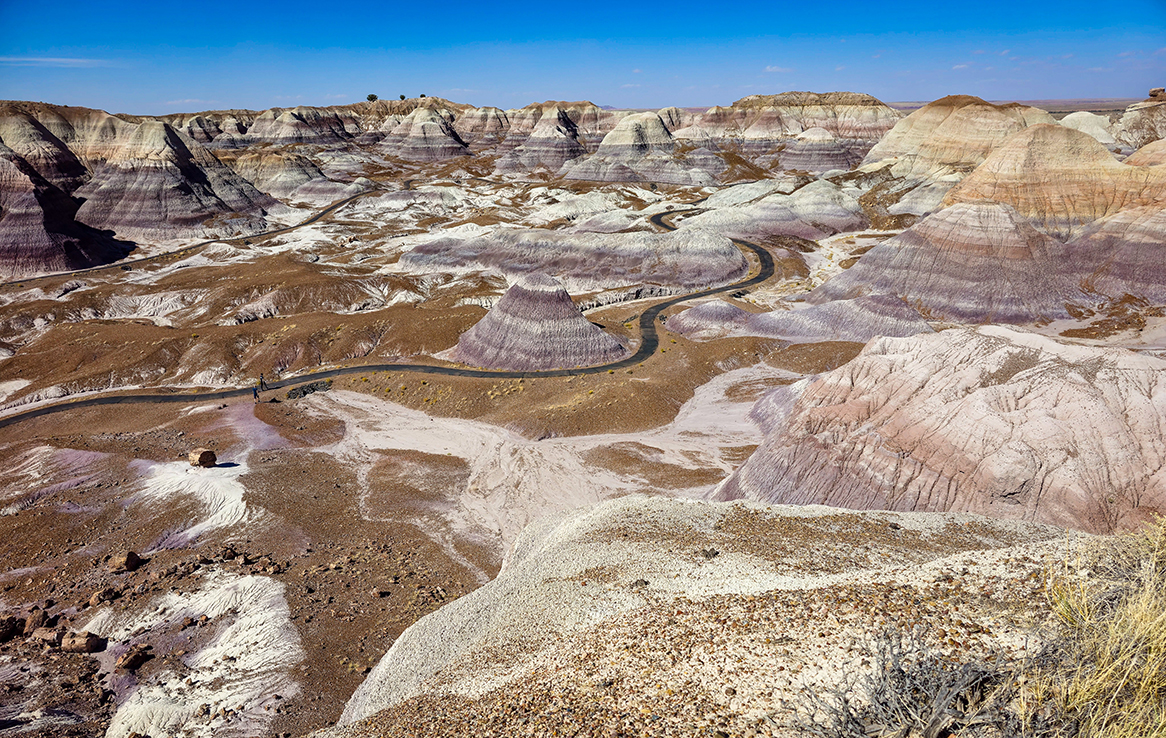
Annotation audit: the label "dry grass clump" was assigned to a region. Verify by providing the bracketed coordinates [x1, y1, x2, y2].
[1031, 517, 1166, 738]
[799, 518, 1166, 738]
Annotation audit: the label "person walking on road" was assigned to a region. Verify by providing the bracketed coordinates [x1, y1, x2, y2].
[259, 373, 268, 391]
[253, 385, 260, 403]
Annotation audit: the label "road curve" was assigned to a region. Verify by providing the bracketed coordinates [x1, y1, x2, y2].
[0, 201, 775, 429]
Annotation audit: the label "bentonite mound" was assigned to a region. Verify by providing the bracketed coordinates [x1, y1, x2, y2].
[808, 201, 1080, 323]
[670, 295, 933, 343]
[452, 106, 511, 144]
[561, 112, 725, 186]
[1126, 138, 1166, 166]
[381, 107, 470, 161]
[776, 126, 861, 172]
[0, 142, 133, 277]
[242, 106, 353, 146]
[717, 325, 1166, 534]
[1058, 111, 1118, 146]
[450, 272, 629, 371]
[495, 107, 587, 173]
[70, 120, 280, 242]
[862, 95, 1055, 178]
[677, 178, 867, 241]
[944, 124, 1166, 239]
[398, 227, 748, 293]
[1066, 205, 1166, 302]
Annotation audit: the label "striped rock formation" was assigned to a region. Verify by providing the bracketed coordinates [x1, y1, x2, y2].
[944, 124, 1166, 239]
[561, 112, 725, 186]
[862, 95, 1055, 178]
[450, 272, 629, 371]
[381, 108, 470, 161]
[669, 295, 932, 343]
[716, 325, 1166, 534]
[1067, 205, 1166, 303]
[776, 126, 862, 173]
[495, 106, 587, 173]
[808, 202, 1079, 323]
[1126, 139, 1166, 166]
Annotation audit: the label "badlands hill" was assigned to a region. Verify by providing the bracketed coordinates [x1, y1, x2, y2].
[1, 86, 1165, 738]
[450, 272, 630, 371]
[718, 326, 1166, 534]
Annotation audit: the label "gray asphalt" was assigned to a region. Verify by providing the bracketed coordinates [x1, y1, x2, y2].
[0, 191, 775, 430]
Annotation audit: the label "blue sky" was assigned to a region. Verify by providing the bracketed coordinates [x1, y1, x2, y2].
[1, 0, 1163, 114]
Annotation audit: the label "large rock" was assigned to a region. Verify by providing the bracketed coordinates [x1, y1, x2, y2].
[495, 106, 587, 173]
[1058, 111, 1118, 145]
[717, 326, 1166, 533]
[670, 295, 933, 343]
[382, 108, 470, 161]
[561, 112, 725, 186]
[677, 178, 867, 241]
[1125, 138, 1166, 167]
[808, 202, 1079, 323]
[450, 272, 629, 371]
[862, 95, 1055, 179]
[188, 448, 217, 467]
[944, 124, 1166, 239]
[398, 227, 748, 293]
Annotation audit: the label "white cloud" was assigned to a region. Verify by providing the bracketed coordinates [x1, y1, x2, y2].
[1000, 49, 1011, 55]
[620, 83, 641, 88]
[764, 65, 792, 73]
[0, 56, 109, 67]
[952, 64, 969, 69]
[871, 54, 881, 59]
[322, 93, 347, 99]
[633, 68, 642, 73]
[973, 49, 986, 54]
[835, 65, 846, 71]
[1086, 67, 1114, 72]
[165, 98, 217, 106]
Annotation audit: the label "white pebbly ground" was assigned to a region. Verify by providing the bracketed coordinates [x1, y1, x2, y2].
[325, 494, 1070, 733]
[85, 569, 303, 738]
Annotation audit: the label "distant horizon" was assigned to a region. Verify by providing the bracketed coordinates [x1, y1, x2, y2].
[1, 0, 1163, 115]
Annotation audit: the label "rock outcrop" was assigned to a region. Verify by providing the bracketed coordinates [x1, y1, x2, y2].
[670, 295, 933, 343]
[1123, 138, 1166, 167]
[242, 106, 352, 146]
[495, 106, 587, 173]
[450, 272, 629, 370]
[382, 108, 470, 161]
[561, 112, 725, 186]
[399, 228, 747, 293]
[1059, 111, 1118, 146]
[452, 107, 510, 145]
[717, 326, 1166, 534]
[808, 202, 1079, 323]
[943, 124, 1166, 239]
[678, 178, 866, 241]
[862, 95, 1055, 178]
[1116, 99, 1166, 149]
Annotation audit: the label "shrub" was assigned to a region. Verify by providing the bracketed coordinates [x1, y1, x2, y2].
[367, 93, 378, 102]
[400, 94, 406, 100]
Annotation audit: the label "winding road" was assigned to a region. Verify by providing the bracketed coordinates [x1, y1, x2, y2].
[0, 196, 775, 430]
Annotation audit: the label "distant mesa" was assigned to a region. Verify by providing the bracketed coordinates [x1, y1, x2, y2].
[450, 272, 630, 371]
[716, 325, 1166, 534]
[943, 123, 1166, 239]
[809, 201, 1079, 323]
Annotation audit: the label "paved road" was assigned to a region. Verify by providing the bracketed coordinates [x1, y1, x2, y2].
[0, 195, 775, 429]
[0, 188, 388, 290]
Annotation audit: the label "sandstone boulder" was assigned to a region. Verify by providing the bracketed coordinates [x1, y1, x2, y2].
[188, 448, 217, 467]
[61, 630, 106, 653]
